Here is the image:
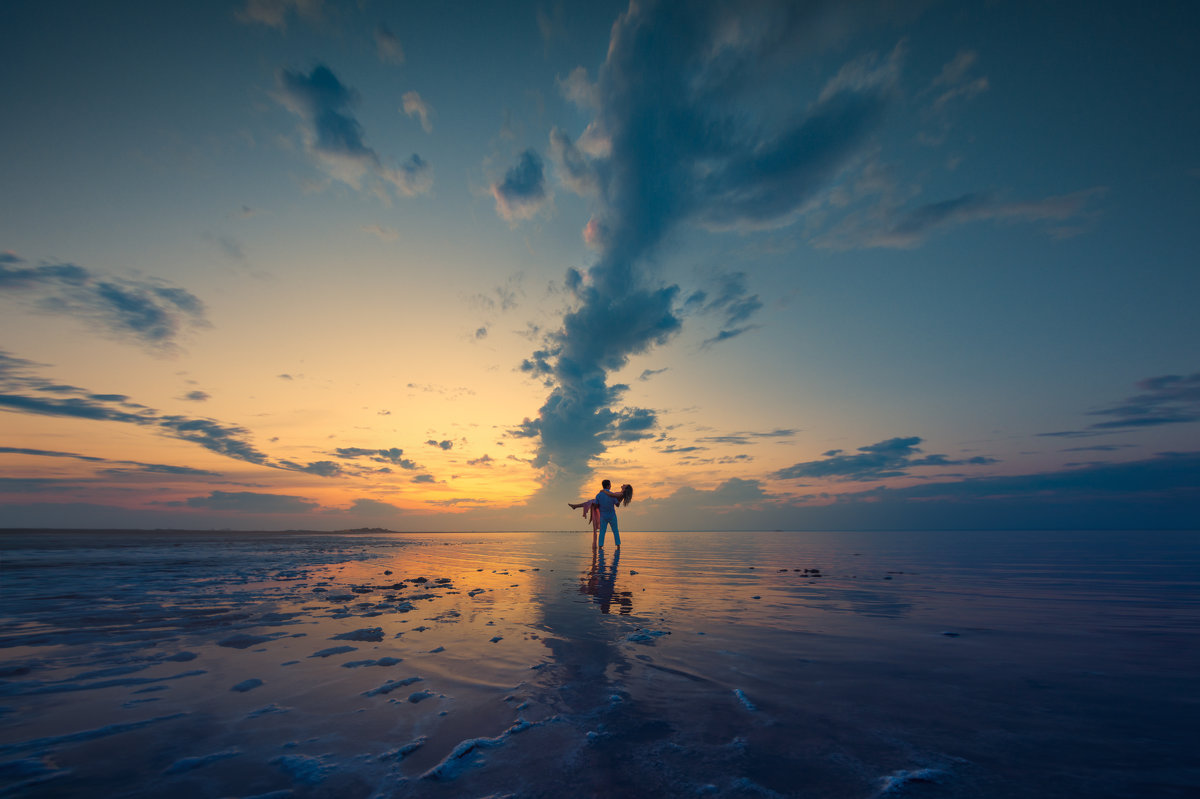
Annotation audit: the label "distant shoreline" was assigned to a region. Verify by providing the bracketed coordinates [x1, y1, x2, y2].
[1, 527, 1196, 535]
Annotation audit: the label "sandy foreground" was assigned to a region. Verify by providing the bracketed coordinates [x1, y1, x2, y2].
[0, 528, 1197, 798]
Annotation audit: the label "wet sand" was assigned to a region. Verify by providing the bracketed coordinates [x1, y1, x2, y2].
[1, 529, 1197, 798]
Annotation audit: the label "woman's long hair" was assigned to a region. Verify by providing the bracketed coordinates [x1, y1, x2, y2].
[620, 484, 633, 506]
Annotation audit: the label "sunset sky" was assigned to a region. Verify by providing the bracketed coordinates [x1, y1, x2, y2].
[2, 0, 1198, 531]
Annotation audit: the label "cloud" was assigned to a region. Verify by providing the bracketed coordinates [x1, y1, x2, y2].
[607, 406, 658, 442]
[814, 187, 1107, 250]
[411, 474, 436, 484]
[1040, 372, 1200, 437]
[276, 64, 432, 199]
[640, 478, 770, 518]
[928, 50, 989, 111]
[278, 459, 343, 477]
[375, 24, 405, 64]
[629, 452, 1200, 531]
[1, 252, 208, 350]
[402, 91, 433, 133]
[170, 490, 319, 514]
[0, 350, 365, 476]
[773, 436, 997, 481]
[466, 454, 494, 466]
[1085, 372, 1200, 429]
[236, 0, 323, 29]
[696, 428, 797, 446]
[361, 224, 398, 241]
[491, 150, 550, 223]
[638, 368, 667, 381]
[689, 271, 764, 349]
[181, 390, 210, 402]
[333, 446, 419, 469]
[700, 326, 757, 349]
[426, 439, 453, 450]
[0, 445, 221, 476]
[524, 2, 903, 494]
[842, 451, 1200, 501]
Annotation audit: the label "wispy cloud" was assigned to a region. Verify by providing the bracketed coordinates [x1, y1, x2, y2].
[275, 64, 432, 199]
[0, 445, 221, 477]
[0, 350, 349, 477]
[813, 188, 1107, 250]
[1, 252, 208, 351]
[402, 91, 433, 133]
[1086, 372, 1200, 429]
[235, 0, 323, 30]
[773, 436, 996, 482]
[361, 224, 399, 241]
[697, 428, 797, 447]
[928, 50, 989, 112]
[375, 24, 404, 64]
[1040, 372, 1200, 437]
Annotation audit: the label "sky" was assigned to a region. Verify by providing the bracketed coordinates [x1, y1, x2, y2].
[2, 0, 1198, 531]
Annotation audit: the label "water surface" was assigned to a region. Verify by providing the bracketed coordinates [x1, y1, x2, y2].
[1, 529, 1196, 797]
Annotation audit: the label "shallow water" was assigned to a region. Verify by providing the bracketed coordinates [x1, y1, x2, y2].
[1, 529, 1197, 798]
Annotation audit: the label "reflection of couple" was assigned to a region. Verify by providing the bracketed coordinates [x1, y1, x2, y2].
[579, 544, 632, 615]
[568, 479, 632, 548]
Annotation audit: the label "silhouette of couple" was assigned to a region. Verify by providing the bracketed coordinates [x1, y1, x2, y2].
[568, 479, 632, 548]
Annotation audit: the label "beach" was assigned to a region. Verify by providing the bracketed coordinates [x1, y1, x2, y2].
[1, 528, 1197, 798]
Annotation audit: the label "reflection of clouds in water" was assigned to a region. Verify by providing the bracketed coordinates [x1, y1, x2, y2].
[579, 546, 633, 616]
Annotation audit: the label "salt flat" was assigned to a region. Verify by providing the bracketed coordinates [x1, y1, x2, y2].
[0, 529, 1197, 798]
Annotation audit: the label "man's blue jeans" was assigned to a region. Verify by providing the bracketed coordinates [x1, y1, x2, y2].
[598, 515, 620, 547]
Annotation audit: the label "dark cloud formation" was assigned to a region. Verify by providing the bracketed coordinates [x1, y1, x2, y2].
[0, 477, 89, 494]
[1086, 372, 1200, 429]
[1, 251, 207, 350]
[773, 436, 997, 481]
[170, 490, 318, 514]
[0, 445, 220, 477]
[1040, 372, 1200, 437]
[631, 451, 1200, 531]
[334, 446, 419, 470]
[276, 64, 431, 198]
[842, 451, 1200, 501]
[182, 390, 210, 402]
[426, 439, 453, 450]
[467, 454, 494, 467]
[492, 150, 549, 222]
[279, 459, 343, 477]
[526, 1, 902, 493]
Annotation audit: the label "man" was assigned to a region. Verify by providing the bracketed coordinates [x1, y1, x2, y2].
[594, 479, 624, 548]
